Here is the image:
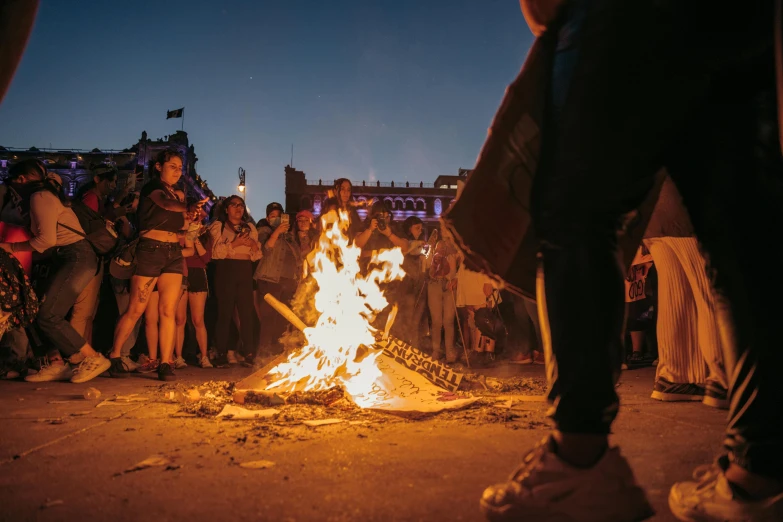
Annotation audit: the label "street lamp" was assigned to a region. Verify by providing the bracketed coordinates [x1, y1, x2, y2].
[238, 167, 246, 199]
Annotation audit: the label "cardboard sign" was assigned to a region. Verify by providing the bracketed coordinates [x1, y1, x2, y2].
[625, 247, 654, 303]
[375, 337, 464, 393]
[350, 355, 478, 412]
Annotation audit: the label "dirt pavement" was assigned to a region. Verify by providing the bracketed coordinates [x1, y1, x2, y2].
[0, 365, 725, 522]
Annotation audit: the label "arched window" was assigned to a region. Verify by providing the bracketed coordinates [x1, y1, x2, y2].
[434, 199, 443, 216]
[395, 199, 404, 211]
[405, 199, 415, 211]
[415, 199, 426, 211]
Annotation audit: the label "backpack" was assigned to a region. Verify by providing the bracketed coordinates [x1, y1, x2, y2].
[59, 200, 119, 256]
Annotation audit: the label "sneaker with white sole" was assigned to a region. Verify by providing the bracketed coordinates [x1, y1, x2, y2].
[173, 356, 188, 369]
[199, 355, 213, 368]
[669, 456, 783, 521]
[120, 356, 139, 372]
[702, 381, 729, 410]
[651, 378, 705, 402]
[226, 350, 241, 364]
[70, 354, 111, 383]
[24, 361, 73, 382]
[480, 435, 654, 522]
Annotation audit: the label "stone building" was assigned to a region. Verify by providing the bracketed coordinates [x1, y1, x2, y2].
[0, 131, 218, 210]
[284, 166, 469, 233]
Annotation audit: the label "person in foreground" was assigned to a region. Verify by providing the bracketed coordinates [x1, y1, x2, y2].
[479, 1, 783, 521]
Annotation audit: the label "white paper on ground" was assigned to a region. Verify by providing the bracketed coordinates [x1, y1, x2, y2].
[216, 405, 280, 420]
[347, 356, 478, 412]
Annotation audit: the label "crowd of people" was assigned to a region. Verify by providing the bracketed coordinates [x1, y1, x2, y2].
[0, 153, 544, 385]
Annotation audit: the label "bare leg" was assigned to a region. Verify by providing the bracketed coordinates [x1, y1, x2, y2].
[144, 291, 160, 361]
[110, 275, 157, 358]
[188, 291, 209, 359]
[156, 273, 182, 365]
[175, 289, 188, 359]
[630, 331, 645, 355]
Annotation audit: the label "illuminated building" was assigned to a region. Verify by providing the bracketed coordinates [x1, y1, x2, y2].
[0, 131, 217, 209]
[284, 166, 469, 233]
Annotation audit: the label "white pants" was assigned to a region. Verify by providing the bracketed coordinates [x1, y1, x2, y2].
[645, 237, 727, 387]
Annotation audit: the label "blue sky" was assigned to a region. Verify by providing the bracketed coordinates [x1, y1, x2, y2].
[0, 0, 534, 215]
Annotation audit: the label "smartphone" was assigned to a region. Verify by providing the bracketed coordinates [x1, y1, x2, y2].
[281, 214, 290, 225]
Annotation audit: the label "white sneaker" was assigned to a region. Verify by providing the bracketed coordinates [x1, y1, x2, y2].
[121, 356, 139, 372]
[480, 435, 654, 522]
[226, 350, 241, 364]
[173, 356, 188, 369]
[669, 457, 783, 522]
[25, 361, 73, 382]
[199, 355, 213, 368]
[70, 354, 111, 384]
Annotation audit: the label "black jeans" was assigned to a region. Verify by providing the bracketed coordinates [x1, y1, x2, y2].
[36, 240, 98, 356]
[256, 278, 298, 354]
[213, 260, 255, 358]
[534, 0, 782, 478]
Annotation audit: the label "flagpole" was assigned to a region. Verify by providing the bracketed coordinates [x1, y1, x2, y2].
[182, 108, 184, 131]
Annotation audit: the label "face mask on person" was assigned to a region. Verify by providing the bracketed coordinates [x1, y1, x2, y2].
[269, 217, 281, 228]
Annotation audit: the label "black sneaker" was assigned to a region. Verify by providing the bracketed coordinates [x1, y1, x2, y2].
[157, 362, 176, 382]
[702, 381, 729, 410]
[651, 379, 704, 402]
[109, 357, 131, 378]
[626, 352, 652, 369]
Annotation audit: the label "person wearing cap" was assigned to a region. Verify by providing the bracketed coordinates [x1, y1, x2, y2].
[293, 209, 318, 266]
[0, 159, 111, 384]
[254, 202, 299, 356]
[68, 165, 134, 353]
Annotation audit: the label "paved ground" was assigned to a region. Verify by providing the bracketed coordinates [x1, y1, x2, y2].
[0, 364, 726, 522]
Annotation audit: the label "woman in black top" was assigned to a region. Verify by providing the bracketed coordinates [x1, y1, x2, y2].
[108, 148, 204, 381]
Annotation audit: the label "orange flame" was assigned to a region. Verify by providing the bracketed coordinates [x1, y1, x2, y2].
[265, 210, 405, 405]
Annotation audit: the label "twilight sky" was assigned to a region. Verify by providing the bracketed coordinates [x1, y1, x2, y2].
[0, 0, 533, 215]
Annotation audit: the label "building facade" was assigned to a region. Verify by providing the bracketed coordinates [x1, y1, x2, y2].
[0, 130, 218, 211]
[284, 167, 469, 233]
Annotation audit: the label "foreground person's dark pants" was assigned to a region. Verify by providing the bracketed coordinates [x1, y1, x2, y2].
[533, 0, 783, 479]
[213, 259, 255, 359]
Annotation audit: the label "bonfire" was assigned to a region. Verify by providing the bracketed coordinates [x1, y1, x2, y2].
[263, 210, 406, 408]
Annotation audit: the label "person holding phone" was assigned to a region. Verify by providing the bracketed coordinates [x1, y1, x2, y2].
[355, 200, 409, 270]
[107, 148, 206, 381]
[254, 202, 301, 356]
[208, 195, 260, 365]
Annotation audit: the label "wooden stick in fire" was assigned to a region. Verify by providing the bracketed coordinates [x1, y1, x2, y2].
[263, 294, 307, 332]
[264, 293, 398, 347]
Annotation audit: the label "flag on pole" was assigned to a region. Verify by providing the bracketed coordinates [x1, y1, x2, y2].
[166, 107, 184, 119]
